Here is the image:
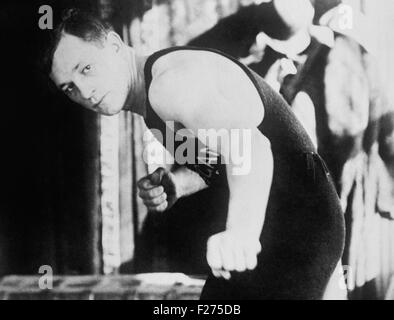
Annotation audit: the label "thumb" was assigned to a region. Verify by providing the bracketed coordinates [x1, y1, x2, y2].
[150, 167, 166, 186]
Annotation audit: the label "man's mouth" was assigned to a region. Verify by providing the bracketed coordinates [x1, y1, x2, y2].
[92, 93, 108, 110]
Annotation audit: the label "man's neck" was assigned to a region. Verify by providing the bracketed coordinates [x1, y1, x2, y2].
[123, 47, 148, 117]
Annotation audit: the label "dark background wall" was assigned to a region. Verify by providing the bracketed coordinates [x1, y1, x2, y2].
[0, 0, 101, 275]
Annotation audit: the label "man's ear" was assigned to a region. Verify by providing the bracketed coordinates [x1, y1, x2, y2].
[105, 31, 123, 53]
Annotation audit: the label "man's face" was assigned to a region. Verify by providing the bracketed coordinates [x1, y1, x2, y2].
[50, 32, 130, 115]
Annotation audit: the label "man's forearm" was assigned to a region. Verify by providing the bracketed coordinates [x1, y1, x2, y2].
[225, 131, 273, 238]
[171, 165, 208, 198]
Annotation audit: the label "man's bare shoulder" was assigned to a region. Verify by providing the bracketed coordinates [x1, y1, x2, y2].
[147, 49, 264, 127]
[147, 50, 216, 122]
[151, 49, 219, 77]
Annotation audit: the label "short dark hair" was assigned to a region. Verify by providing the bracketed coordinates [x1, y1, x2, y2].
[43, 8, 113, 75]
[311, 0, 342, 24]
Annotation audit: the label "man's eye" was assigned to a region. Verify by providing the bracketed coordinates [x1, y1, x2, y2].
[82, 65, 92, 74]
[65, 85, 74, 94]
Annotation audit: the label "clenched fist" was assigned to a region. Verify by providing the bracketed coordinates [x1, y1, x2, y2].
[137, 167, 179, 212]
[207, 230, 262, 280]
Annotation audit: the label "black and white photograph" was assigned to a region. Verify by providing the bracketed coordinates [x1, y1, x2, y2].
[0, 0, 393, 303]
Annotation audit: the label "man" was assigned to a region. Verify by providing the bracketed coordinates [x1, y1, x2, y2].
[46, 9, 345, 299]
[188, 0, 312, 60]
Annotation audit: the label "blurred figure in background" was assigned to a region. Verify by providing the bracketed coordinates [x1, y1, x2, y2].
[318, 2, 394, 299]
[188, 0, 306, 60]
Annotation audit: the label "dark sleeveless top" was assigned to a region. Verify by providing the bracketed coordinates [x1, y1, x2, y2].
[143, 46, 320, 187]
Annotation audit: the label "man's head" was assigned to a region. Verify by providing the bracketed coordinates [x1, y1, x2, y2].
[273, 0, 315, 36]
[310, 0, 342, 24]
[255, 0, 315, 40]
[46, 9, 131, 115]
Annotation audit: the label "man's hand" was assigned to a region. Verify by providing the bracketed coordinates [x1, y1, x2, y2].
[206, 230, 262, 280]
[137, 167, 179, 212]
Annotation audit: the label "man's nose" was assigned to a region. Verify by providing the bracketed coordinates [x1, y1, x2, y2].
[75, 79, 95, 100]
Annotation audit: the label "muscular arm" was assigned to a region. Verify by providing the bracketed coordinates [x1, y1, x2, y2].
[137, 164, 208, 212]
[149, 54, 273, 275]
[225, 130, 273, 238]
